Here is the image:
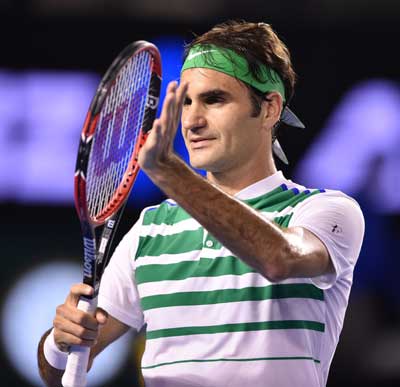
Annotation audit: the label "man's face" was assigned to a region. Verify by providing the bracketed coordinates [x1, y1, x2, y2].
[180, 68, 270, 175]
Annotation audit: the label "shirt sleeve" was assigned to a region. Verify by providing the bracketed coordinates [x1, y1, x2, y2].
[289, 192, 365, 289]
[98, 217, 145, 330]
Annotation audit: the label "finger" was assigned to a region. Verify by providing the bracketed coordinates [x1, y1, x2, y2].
[151, 118, 163, 138]
[164, 82, 180, 142]
[139, 81, 178, 168]
[159, 81, 177, 123]
[145, 118, 163, 150]
[159, 82, 177, 136]
[176, 81, 188, 104]
[54, 314, 99, 342]
[65, 283, 94, 306]
[174, 82, 188, 126]
[167, 80, 178, 93]
[96, 308, 108, 325]
[55, 330, 97, 348]
[167, 80, 179, 120]
[56, 303, 99, 330]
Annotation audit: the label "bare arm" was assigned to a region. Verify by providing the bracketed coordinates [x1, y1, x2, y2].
[37, 284, 131, 387]
[138, 81, 333, 282]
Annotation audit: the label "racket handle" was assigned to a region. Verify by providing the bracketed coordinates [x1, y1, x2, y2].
[62, 297, 98, 387]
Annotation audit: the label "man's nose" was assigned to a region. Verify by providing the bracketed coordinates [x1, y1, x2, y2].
[182, 104, 207, 132]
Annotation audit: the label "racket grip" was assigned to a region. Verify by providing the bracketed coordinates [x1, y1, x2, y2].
[62, 297, 98, 387]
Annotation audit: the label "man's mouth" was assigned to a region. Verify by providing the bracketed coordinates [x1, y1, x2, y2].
[190, 137, 216, 149]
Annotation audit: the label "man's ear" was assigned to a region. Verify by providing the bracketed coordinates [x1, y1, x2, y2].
[262, 92, 283, 130]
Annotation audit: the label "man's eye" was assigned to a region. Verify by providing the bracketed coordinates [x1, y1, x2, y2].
[183, 97, 192, 106]
[205, 96, 224, 104]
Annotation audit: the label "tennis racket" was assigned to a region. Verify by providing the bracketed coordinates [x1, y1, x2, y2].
[61, 40, 161, 387]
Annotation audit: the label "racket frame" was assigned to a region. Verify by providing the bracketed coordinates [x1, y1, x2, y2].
[74, 41, 161, 297]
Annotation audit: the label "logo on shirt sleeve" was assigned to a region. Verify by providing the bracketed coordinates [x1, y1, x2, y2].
[332, 224, 342, 234]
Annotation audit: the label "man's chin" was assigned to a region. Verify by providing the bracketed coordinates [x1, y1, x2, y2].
[189, 158, 213, 171]
[190, 162, 225, 175]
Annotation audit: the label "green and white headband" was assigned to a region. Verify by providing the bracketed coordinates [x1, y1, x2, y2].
[182, 44, 305, 164]
[182, 44, 286, 100]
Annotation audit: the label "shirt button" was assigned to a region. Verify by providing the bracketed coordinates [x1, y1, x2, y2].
[205, 240, 213, 248]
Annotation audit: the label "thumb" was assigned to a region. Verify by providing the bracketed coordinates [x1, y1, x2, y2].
[96, 308, 108, 325]
[66, 283, 94, 306]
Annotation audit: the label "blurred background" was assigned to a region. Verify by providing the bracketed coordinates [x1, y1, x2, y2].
[1, 0, 400, 386]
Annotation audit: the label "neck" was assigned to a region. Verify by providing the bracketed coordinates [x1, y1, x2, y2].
[206, 156, 277, 196]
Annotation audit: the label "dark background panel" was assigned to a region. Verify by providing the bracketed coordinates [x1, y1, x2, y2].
[1, 1, 400, 386]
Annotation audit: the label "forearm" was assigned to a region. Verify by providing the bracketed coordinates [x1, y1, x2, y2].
[38, 329, 64, 387]
[146, 157, 292, 281]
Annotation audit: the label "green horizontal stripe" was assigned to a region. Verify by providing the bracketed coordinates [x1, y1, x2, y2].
[244, 185, 286, 208]
[135, 255, 255, 285]
[146, 320, 325, 340]
[266, 191, 321, 212]
[141, 283, 324, 311]
[143, 201, 192, 226]
[246, 187, 323, 212]
[142, 356, 320, 369]
[273, 212, 293, 228]
[137, 228, 203, 258]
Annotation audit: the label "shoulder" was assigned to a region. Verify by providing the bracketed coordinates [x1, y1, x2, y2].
[277, 180, 365, 247]
[284, 177, 363, 218]
[290, 185, 364, 227]
[285, 182, 365, 287]
[290, 185, 364, 269]
[286, 179, 365, 244]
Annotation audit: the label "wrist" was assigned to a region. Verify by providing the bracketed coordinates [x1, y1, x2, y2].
[145, 155, 186, 186]
[43, 329, 68, 370]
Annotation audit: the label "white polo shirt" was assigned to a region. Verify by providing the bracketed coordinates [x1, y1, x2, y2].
[99, 171, 364, 387]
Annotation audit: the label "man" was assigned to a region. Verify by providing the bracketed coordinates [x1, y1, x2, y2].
[38, 21, 364, 387]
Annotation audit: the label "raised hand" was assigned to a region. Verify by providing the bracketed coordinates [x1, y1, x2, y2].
[138, 81, 188, 174]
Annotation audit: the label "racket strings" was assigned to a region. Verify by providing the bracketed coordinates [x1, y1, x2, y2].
[86, 51, 153, 219]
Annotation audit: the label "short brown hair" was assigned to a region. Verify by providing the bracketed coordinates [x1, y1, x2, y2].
[184, 20, 297, 106]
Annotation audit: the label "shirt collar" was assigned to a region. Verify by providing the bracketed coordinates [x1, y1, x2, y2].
[234, 171, 286, 200]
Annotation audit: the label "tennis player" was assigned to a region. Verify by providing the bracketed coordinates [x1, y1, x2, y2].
[38, 20, 364, 387]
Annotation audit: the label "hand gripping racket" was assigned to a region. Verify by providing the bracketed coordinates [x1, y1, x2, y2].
[62, 41, 161, 387]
